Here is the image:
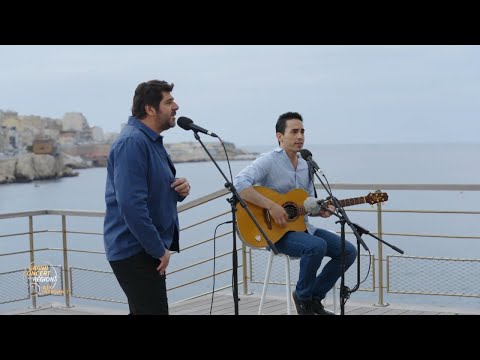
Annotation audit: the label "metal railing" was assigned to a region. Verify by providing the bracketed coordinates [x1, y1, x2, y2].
[0, 183, 479, 311]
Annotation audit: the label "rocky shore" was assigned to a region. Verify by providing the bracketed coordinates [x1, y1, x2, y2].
[0, 153, 79, 184]
[0, 142, 257, 184]
[165, 142, 256, 163]
[1, 109, 258, 184]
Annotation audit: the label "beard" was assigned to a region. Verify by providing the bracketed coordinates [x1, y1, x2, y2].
[158, 114, 175, 132]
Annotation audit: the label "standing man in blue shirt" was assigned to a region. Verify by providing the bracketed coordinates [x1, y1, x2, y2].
[233, 112, 357, 315]
[104, 80, 191, 315]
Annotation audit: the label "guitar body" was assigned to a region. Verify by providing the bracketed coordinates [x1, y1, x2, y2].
[235, 186, 388, 249]
[236, 186, 308, 248]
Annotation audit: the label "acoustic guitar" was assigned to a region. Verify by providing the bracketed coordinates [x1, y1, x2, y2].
[236, 186, 388, 248]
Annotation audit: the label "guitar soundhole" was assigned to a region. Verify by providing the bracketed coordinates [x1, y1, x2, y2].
[283, 202, 298, 221]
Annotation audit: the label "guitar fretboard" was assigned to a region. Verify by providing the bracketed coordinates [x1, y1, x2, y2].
[292, 196, 366, 216]
[287, 194, 386, 217]
[324, 196, 366, 208]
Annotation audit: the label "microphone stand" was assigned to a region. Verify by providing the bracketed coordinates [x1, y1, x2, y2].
[319, 196, 366, 315]
[310, 166, 403, 315]
[350, 223, 404, 255]
[190, 131, 279, 315]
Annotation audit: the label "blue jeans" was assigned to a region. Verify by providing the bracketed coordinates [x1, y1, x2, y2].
[273, 229, 357, 301]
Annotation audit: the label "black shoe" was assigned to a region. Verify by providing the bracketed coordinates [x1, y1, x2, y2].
[292, 291, 315, 315]
[311, 298, 335, 315]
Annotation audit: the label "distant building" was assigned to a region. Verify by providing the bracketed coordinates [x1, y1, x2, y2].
[59, 131, 76, 146]
[90, 126, 104, 142]
[32, 138, 55, 155]
[0, 110, 18, 121]
[7, 127, 18, 149]
[62, 112, 89, 133]
[0, 126, 6, 152]
[1, 117, 23, 131]
[0, 114, 61, 151]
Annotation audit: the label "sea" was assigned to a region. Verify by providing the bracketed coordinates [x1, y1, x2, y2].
[1, 143, 479, 313]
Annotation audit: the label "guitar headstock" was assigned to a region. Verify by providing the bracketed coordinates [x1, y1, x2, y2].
[365, 192, 388, 205]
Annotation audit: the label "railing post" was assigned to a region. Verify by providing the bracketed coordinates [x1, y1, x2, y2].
[241, 243, 248, 295]
[249, 248, 253, 290]
[61, 215, 71, 307]
[28, 216, 36, 309]
[375, 192, 387, 306]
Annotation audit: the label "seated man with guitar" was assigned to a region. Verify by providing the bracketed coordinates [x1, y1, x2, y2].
[233, 112, 357, 315]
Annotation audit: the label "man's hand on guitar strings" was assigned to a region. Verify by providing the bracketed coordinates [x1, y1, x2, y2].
[304, 197, 336, 217]
[319, 204, 336, 218]
[267, 203, 288, 227]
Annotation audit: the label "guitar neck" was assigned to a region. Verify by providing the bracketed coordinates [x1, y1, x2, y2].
[299, 196, 369, 215]
[325, 196, 367, 208]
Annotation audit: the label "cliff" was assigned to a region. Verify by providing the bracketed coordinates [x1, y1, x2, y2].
[0, 153, 78, 184]
[1, 109, 258, 184]
[0, 142, 258, 184]
[165, 141, 257, 163]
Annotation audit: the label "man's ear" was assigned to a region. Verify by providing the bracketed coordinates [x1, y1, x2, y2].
[276, 132, 282, 144]
[145, 105, 156, 116]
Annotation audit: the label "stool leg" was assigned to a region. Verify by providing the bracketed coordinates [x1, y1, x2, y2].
[323, 280, 339, 315]
[285, 256, 292, 315]
[332, 280, 338, 315]
[258, 251, 274, 315]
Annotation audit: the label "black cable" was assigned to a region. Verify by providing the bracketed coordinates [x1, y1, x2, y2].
[359, 249, 372, 286]
[209, 221, 232, 315]
[321, 171, 372, 299]
[218, 135, 239, 305]
[217, 136, 233, 182]
[321, 171, 333, 197]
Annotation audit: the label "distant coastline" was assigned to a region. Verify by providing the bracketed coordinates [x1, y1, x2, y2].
[0, 141, 258, 185]
[0, 109, 260, 184]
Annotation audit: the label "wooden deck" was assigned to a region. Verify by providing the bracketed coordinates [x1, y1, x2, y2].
[5, 292, 479, 315]
[169, 292, 479, 315]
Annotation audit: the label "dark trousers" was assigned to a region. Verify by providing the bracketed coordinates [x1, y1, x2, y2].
[110, 250, 168, 315]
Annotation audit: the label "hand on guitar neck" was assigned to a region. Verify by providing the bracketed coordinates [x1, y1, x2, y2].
[304, 197, 335, 218]
[319, 203, 336, 218]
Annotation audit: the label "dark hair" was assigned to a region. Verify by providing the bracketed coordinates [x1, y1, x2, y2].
[275, 112, 303, 134]
[131, 80, 174, 119]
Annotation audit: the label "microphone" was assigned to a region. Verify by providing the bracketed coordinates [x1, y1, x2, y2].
[177, 116, 218, 138]
[299, 149, 320, 172]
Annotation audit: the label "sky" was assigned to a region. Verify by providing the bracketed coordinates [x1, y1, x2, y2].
[0, 45, 479, 146]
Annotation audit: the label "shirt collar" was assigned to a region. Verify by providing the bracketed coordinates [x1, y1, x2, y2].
[274, 146, 301, 159]
[274, 146, 308, 170]
[128, 116, 163, 142]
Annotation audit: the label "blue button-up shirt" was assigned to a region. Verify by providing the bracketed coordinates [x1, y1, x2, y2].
[233, 147, 317, 234]
[104, 116, 184, 261]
